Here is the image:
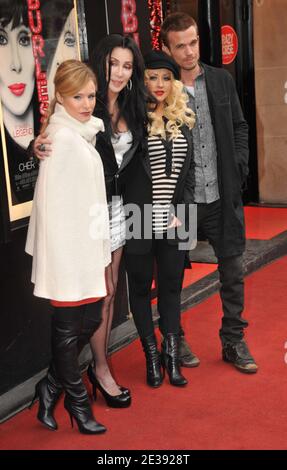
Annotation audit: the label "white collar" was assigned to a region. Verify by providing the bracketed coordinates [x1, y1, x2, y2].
[48, 103, 104, 146]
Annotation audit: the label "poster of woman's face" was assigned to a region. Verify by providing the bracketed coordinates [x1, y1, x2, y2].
[0, 0, 79, 225]
[0, 11, 35, 118]
[41, 0, 79, 99]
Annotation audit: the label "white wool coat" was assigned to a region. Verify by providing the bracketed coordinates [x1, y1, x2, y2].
[26, 104, 111, 301]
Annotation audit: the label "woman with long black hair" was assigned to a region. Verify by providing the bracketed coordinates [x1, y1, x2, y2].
[86, 34, 148, 405]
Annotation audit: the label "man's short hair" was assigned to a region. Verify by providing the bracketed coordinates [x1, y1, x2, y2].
[160, 12, 198, 48]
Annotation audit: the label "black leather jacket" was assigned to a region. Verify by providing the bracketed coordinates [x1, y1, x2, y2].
[94, 102, 142, 202]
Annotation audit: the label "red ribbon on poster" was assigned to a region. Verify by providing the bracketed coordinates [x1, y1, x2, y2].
[27, 0, 49, 121]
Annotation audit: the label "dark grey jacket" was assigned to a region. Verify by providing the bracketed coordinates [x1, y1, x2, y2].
[201, 63, 249, 257]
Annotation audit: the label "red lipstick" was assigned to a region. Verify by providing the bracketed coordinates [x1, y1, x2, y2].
[8, 83, 26, 96]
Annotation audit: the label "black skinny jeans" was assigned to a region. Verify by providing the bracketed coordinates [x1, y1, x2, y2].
[125, 237, 186, 339]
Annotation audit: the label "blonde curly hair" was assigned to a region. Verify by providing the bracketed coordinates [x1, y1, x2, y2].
[145, 70, 195, 140]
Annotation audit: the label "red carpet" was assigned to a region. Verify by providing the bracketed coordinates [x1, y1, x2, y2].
[181, 262, 217, 288]
[1, 256, 287, 450]
[244, 206, 287, 240]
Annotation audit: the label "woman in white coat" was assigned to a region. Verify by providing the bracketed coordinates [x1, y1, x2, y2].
[26, 60, 110, 435]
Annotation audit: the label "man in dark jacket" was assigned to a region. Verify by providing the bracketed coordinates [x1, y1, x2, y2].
[160, 12, 258, 373]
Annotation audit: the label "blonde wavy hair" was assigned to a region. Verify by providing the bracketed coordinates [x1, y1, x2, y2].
[41, 60, 97, 133]
[145, 70, 195, 140]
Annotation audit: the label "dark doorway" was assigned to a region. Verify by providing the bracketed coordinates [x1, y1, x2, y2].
[221, 0, 259, 203]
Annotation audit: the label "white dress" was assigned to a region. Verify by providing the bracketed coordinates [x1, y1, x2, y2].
[109, 130, 132, 252]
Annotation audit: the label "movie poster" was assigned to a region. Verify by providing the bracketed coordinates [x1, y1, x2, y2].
[83, 0, 152, 63]
[106, 0, 151, 53]
[0, 0, 80, 225]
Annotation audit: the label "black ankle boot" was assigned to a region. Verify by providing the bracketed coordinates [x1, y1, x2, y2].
[141, 334, 163, 388]
[29, 374, 62, 431]
[64, 394, 106, 435]
[162, 334, 188, 387]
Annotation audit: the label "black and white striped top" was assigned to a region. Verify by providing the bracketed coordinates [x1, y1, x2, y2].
[148, 131, 188, 233]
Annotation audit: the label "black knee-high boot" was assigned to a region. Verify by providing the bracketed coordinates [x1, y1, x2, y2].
[30, 363, 62, 431]
[51, 306, 106, 435]
[31, 330, 97, 432]
[140, 334, 163, 388]
[31, 302, 104, 432]
[162, 334, 188, 386]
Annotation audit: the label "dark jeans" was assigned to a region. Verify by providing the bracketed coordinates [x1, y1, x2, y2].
[125, 237, 186, 338]
[184, 199, 248, 344]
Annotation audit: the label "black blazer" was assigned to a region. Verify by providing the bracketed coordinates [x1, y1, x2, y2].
[94, 102, 142, 202]
[122, 125, 195, 254]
